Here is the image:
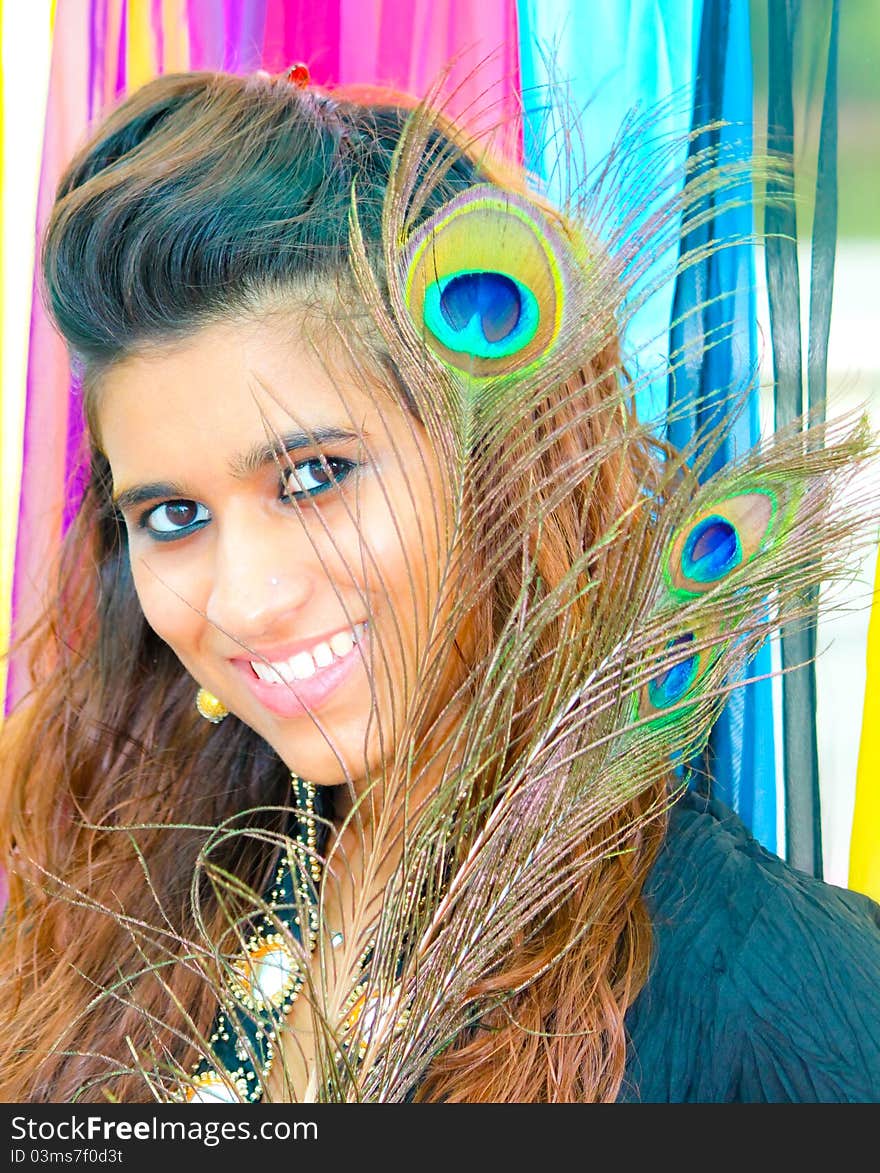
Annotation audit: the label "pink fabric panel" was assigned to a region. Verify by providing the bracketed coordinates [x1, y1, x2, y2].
[7, 2, 93, 713]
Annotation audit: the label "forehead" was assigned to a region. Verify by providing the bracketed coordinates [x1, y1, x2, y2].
[95, 314, 402, 461]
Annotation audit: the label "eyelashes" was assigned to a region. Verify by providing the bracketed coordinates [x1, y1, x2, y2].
[139, 500, 211, 542]
[280, 456, 356, 502]
[137, 457, 357, 542]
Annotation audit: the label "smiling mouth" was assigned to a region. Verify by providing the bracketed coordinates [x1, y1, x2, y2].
[248, 622, 368, 684]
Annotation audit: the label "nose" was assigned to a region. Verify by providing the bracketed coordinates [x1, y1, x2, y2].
[205, 508, 316, 642]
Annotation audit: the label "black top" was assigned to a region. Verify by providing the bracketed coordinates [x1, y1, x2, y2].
[620, 791, 880, 1102]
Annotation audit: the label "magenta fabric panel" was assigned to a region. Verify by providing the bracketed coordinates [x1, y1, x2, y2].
[186, 0, 228, 70]
[350, 0, 521, 146]
[262, 0, 343, 77]
[88, 0, 107, 121]
[115, 0, 127, 93]
[260, 0, 522, 151]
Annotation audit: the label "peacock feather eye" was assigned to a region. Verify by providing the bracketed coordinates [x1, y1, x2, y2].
[664, 488, 780, 599]
[647, 634, 699, 710]
[424, 270, 541, 360]
[402, 185, 572, 379]
[633, 629, 725, 731]
[681, 516, 742, 583]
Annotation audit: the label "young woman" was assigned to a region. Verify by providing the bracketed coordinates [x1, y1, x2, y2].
[2, 69, 879, 1104]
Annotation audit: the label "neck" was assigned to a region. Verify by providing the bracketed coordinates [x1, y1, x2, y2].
[318, 698, 466, 907]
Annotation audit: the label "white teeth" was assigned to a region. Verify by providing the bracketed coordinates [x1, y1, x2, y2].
[290, 652, 317, 680]
[248, 623, 367, 685]
[252, 661, 283, 684]
[329, 630, 355, 657]
[312, 641, 334, 668]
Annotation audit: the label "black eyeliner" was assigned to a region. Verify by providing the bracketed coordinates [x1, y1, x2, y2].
[280, 456, 358, 502]
[137, 500, 211, 543]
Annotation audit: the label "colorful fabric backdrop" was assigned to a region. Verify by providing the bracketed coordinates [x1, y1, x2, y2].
[1, 0, 876, 899]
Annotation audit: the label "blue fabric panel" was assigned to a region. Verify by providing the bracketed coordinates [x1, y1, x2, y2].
[518, 0, 779, 853]
[517, 0, 703, 425]
[665, 0, 778, 853]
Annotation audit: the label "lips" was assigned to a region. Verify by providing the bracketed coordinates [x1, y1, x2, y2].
[248, 621, 368, 684]
[230, 622, 369, 719]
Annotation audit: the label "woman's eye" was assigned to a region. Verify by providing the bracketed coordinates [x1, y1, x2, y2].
[140, 500, 211, 540]
[281, 457, 356, 501]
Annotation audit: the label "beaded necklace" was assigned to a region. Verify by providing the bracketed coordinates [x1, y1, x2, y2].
[177, 775, 415, 1103]
[180, 775, 326, 1102]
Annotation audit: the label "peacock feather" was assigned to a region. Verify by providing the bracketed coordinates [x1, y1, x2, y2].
[50, 96, 879, 1104]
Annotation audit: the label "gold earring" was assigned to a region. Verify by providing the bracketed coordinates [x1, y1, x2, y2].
[196, 687, 228, 724]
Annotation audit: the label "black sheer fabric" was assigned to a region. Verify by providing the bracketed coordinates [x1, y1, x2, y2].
[621, 790, 880, 1102]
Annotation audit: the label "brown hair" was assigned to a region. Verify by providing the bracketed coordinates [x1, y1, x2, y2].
[1, 71, 667, 1102]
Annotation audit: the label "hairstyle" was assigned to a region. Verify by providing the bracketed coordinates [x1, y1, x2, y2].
[0, 71, 668, 1102]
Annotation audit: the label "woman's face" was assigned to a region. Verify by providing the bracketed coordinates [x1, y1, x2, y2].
[97, 313, 451, 788]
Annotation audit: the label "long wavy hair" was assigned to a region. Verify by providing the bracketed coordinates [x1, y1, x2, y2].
[0, 71, 669, 1102]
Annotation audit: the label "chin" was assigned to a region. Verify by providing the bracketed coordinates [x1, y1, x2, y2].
[270, 725, 378, 790]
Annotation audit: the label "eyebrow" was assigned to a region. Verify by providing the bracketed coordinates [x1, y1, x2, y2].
[229, 427, 363, 478]
[113, 481, 187, 511]
[111, 427, 363, 511]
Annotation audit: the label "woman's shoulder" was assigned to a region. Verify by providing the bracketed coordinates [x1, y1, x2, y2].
[619, 789, 880, 1102]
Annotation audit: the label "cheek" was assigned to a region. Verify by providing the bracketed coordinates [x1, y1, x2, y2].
[353, 464, 446, 617]
[129, 550, 209, 660]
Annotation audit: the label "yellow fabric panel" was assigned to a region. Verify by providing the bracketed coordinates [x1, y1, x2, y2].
[850, 544, 880, 901]
[127, 0, 159, 92]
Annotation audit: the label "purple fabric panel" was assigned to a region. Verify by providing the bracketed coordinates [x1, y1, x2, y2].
[222, 0, 268, 73]
[88, 0, 105, 122]
[152, 0, 165, 72]
[116, 1, 127, 95]
[61, 383, 89, 534]
[187, 0, 227, 70]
